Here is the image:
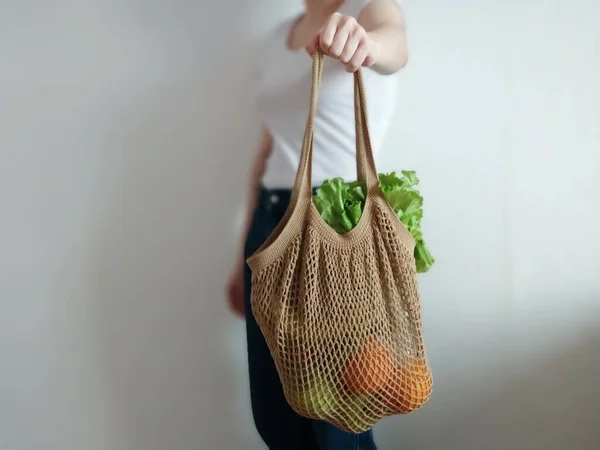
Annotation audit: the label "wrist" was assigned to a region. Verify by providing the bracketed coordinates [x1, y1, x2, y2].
[366, 34, 381, 68]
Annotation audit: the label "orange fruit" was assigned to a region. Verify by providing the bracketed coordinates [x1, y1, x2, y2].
[341, 338, 394, 395]
[383, 359, 432, 414]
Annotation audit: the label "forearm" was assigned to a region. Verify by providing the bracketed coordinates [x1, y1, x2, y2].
[366, 24, 408, 74]
[238, 125, 273, 259]
[359, 0, 408, 75]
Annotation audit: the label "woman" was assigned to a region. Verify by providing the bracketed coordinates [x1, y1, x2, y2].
[226, 1, 408, 448]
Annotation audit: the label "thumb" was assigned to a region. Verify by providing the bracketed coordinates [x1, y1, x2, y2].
[305, 34, 320, 55]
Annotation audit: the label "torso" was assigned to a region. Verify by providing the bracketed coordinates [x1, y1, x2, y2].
[258, 0, 400, 188]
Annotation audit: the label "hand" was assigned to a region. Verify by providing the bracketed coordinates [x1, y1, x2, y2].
[226, 262, 245, 318]
[306, 12, 379, 72]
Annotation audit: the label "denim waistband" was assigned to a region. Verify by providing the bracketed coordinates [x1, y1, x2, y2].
[257, 186, 317, 216]
[257, 188, 292, 217]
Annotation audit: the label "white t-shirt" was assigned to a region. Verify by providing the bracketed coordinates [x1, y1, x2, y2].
[258, 0, 401, 189]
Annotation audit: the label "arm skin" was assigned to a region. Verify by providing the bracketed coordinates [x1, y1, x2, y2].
[226, 125, 272, 317]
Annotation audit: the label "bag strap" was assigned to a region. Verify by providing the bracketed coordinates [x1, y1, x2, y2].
[292, 50, 380, 204]
[354, 60, 378, 188]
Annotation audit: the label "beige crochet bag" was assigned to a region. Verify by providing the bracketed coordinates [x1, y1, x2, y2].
[247, 51, 432, 433]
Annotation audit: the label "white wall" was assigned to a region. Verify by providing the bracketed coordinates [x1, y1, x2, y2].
[1, 1, 599, 449]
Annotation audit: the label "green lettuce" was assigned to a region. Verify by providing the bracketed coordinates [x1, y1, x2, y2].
[313, 171, 435, 273]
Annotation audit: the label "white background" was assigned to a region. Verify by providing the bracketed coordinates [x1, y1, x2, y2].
[1, 1, 600, 449]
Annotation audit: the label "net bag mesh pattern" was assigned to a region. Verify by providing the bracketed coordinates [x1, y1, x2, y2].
[247, 51, 433, 433]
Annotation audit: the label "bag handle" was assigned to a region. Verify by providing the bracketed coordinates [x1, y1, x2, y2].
[292, 50, 380, 203]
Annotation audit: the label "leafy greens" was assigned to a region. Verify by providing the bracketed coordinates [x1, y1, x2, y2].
[313, 171, 435, 273]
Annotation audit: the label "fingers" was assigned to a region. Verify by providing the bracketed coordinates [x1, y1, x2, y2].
[311, 13, 372, 73]
[346, 37, 370, 72]
[306, 34, 320, 55]
[319, 12, 344, 55]
[339, 33, 360, 66]
[227, 285, 245, 317]
[226, 269, 246, 317]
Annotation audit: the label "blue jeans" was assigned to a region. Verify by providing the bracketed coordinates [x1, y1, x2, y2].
[244, 188, 377, 450]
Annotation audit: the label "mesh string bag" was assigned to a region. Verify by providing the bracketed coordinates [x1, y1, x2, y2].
[247, 51, 433, 433]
